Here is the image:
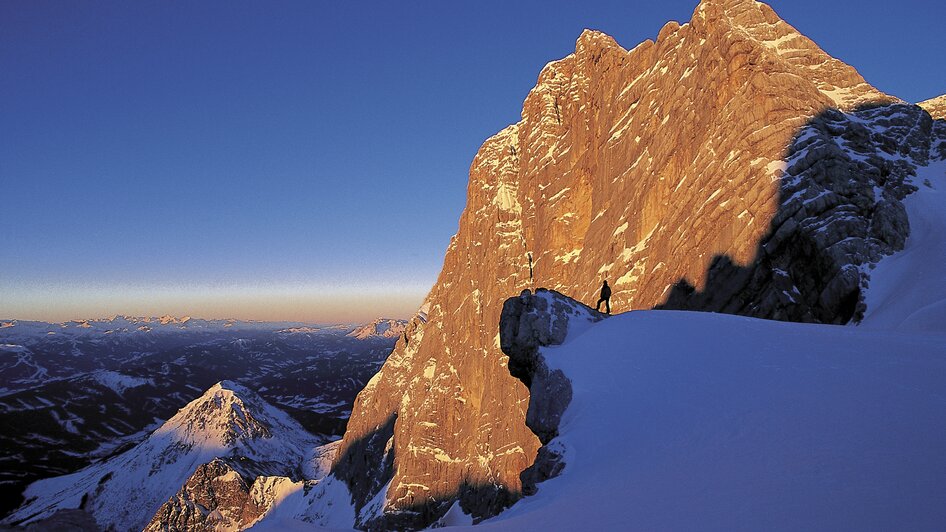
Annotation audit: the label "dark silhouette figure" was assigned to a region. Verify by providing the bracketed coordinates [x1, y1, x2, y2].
[596, 280, 611, 314]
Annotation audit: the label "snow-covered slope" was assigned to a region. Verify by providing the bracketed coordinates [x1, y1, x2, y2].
[3, 381, 319, 530]
[862, 159, 946, 332]
[473, 309, 946, 530]
[144, 440, 355, 531]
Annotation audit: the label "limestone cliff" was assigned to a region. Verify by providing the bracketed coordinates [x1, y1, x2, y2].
[332, 0, 943, 528]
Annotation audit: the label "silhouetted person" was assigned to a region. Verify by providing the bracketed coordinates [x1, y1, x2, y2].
[596, 280, 611, 314]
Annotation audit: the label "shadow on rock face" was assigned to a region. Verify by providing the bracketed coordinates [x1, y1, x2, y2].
[494, 102, 940, 520]
[330, 413, 522, 530]
[656, 103, 936, 323]
[330, 102, 944, 531]
[331, 413, 397, 527]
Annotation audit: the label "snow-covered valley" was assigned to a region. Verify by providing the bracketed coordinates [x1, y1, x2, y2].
[0, 319, 401, 522]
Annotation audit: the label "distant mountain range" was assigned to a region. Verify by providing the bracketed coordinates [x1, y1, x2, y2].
[346, 318, 408, 340]
[0, 317, 402, 520]
[1, 316, 336, 337]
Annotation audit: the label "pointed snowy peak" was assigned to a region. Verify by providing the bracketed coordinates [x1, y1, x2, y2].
[157, 380, 279, 448]
[919, 94, 946, 120]
[3, 381, 319, 531]
[157, 314, 190, 325]
[347, 318, 408, 340]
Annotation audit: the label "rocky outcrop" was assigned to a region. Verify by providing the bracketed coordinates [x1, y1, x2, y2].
[145, 459, 268, 531]
[918, 95, 946, 162]
[146, 441, 345, 532]
[499, 289, 604, 444]
[331, 0, 943, 528]
[499, 289, 603, 494]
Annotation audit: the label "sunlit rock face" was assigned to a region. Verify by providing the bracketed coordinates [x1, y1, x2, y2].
[919, 96, 946, 161]
[333, 0, 939, 528]
[919, 94, 946, 120]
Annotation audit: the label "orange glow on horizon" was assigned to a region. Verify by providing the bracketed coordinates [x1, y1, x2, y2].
[0, 284, 429, 324]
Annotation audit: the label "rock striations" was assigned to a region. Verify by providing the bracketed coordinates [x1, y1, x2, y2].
[332, 0, 945, 528]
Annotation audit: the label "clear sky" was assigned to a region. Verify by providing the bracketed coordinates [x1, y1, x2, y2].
[2, 0, 944, 323]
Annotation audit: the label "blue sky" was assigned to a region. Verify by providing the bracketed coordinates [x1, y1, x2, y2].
[2, 0, 944, 322]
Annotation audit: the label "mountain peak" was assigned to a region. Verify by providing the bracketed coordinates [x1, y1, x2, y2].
[694, 0, 778, 25]
[347, 318, 408, 340]
[692, 0, 892, 109]
[158, 380, 273, 447]
[157, 314, 190, 325]
[5, 381, 318, 531]
[209, 379, 248, 393]
[332, 0, 929, 527]
[575, 29, 621, 53]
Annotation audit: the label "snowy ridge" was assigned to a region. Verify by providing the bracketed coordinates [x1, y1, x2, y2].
[87, 370, 153, 395]
[346, 318, 408, 340]
[3, 381, 319, 530]
[475, 308, 946, 530]
[862, 158, 946, 330]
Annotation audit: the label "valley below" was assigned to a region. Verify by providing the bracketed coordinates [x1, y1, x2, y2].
[0, 317, 405, 520]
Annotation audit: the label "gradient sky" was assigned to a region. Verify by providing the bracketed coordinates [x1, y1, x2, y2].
[2, 0, 944, 323]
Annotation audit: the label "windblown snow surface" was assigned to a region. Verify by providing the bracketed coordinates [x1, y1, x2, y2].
[467, 310, 946, 531]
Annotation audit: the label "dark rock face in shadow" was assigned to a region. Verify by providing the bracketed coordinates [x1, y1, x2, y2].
[499, 289, 604, 495]
[331, 414, 396, 527]
[658, 103, 940, 323]
[331, 413, 520, 530]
